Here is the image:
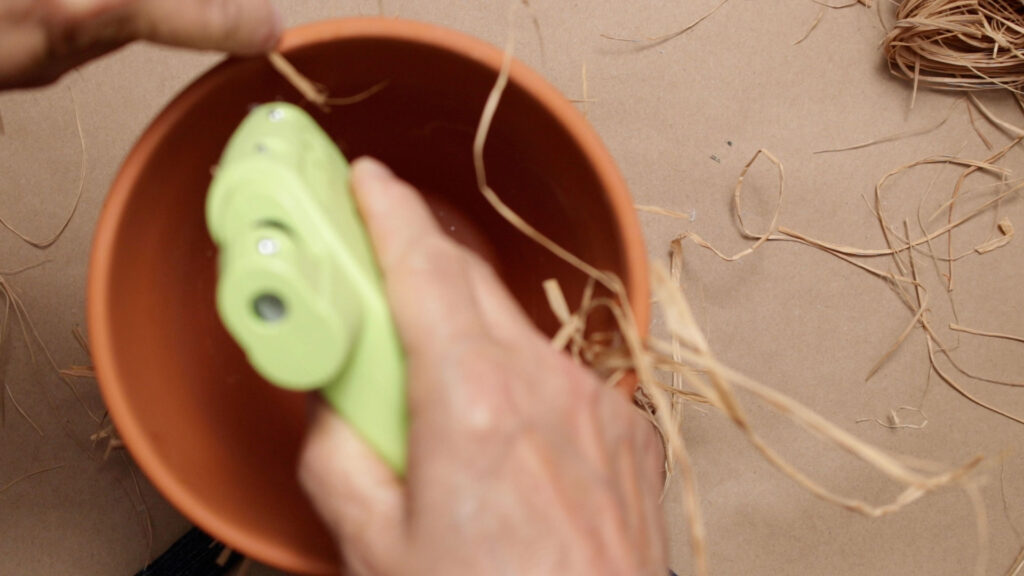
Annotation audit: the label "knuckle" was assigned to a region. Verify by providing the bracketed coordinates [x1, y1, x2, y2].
[444, 340, 516, 435]
[463, 248, 497, 277]
[555, 354, 603, 402]
[392, 234, 466, 278]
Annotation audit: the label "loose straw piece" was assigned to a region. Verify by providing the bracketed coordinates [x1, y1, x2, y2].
[942, 138, 1020, 291]
[520, 0, 547, 63]
[968, 93, 1024, 138]
[267, 52, 325, 107]
[91, 421, 124, 461]
[814, 98, 961, 154]
[0, 87, 85, 249]
[267, 52, 389, 111]
[579, 61, 590, 116]
[916, 155, 965, 324]
[861, 219, 926, 381]
[951, 322, 1024, 344]
[543, 279, 572, 325]
[966, 98, 995, 149]
[974, 217, 1014, 253]
[0, 464, 65, 494]
[60, 365, 96, 379]
[0, 275, 38, 434]
[865, 293, 928, 381]
[874, 0, 888, 31]
[856, 406, 929, 430]
[472, 28, 612, 287]
[910, 261, 1024, 424]
[601, 0, 730, 46]
[4, 384, 42, 436]
[1009, 547, 1024, 576]
[812, 0, 866, 8]
[636, 205, 693, 220]
[325, 82, 389, 106]
[673, 149, 785, 263]
[543, 279, 579, 351]
[794, 8, 826, 46]
[0, 273, 101, 423]
[72, 325, 90, 356]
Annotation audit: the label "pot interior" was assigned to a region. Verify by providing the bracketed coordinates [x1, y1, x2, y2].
[99, 29, 632, 574]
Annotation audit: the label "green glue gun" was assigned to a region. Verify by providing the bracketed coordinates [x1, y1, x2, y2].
[206, 102, 407, 474]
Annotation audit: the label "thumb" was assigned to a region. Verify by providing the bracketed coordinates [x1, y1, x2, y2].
[127, 0, 282, 55]
[299, 400, 405, 575]
[349, 156, 490, 361]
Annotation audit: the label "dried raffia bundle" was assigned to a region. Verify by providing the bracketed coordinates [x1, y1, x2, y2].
[884, 0, 1024, 96]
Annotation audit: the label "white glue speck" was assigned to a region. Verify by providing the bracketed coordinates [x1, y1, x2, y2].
[257, 238, 279, 255]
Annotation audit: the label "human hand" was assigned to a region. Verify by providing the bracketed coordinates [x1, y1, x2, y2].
[0, 0, 280, 89]
[299, 157, 667, 576]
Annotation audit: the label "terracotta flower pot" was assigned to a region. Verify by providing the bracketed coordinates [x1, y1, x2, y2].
[88, 18, 648, 575]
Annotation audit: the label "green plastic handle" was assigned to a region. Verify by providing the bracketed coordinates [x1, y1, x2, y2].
[206, 103, 407, 473]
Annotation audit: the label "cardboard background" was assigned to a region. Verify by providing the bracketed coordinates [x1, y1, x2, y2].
[1, 1, 1022, 575]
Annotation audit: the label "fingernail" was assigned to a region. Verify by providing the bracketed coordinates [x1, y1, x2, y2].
[353, 156, 394, 183]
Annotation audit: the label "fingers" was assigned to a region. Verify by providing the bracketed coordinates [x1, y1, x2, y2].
[125, 0, 281, 54]
[298, 401, 404, 575]
[0, 21, 49, 88]
[622, 407, 669, 571]
[1, 0, 281, 88]
[467, 257, 544, 344]
[635, 417, 669, 569]
[351, 157, 530, 359]
[0, 1, 128, 88]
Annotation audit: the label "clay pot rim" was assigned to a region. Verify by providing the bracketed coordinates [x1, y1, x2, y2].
[88, 17, 649, 575]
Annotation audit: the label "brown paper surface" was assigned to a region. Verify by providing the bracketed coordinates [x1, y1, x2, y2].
[1, 2, 1022, 575]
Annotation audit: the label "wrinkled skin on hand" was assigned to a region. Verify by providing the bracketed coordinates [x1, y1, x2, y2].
[299, 158, 668, 576]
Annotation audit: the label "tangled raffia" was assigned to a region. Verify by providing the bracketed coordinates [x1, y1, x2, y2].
[884, 0, 1024, 93]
